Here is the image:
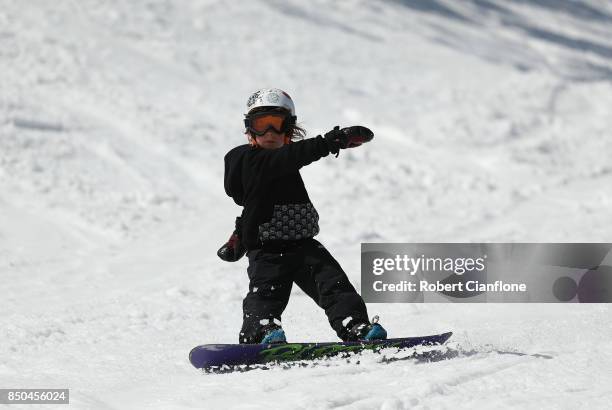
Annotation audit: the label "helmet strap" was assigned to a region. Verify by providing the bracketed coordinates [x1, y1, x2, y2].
[246, 133, 258, 147]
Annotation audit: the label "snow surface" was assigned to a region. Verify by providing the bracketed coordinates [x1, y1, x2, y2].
[1, 0, 612, 408]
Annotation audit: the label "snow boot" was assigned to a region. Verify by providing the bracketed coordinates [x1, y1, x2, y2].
[260, 323, 287, 344]
[348, 316, 387, 341]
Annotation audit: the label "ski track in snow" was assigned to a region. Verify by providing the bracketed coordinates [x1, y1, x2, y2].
[1, 0, 612, 408]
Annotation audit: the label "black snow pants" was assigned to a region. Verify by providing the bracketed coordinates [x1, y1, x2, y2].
[239, 238, 369, 343]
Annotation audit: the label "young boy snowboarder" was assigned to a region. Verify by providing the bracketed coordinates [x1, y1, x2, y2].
[219, 88, 387, 344]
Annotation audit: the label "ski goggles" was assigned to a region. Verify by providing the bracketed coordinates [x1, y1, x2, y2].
[244, 112, 296, 136]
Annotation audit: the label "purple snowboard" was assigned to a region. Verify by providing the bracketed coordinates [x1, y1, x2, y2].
[189, 332, 452, 370]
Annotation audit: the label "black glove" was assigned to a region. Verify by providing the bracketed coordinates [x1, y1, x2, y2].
[324, 126, 374, 156]
[217, 217, 247, 262]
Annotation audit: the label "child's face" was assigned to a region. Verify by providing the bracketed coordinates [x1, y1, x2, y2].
[251, 129, 286, 149]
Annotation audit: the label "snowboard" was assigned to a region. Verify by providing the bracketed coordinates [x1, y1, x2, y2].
[189, 332, 452, 370]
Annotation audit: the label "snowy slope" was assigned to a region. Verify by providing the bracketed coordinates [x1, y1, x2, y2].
[1, 0, 612, 408]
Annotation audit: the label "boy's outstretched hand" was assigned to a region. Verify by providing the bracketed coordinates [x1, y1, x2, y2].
[324, 126, 374, 155]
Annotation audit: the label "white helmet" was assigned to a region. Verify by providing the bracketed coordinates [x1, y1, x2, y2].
[245, 88, 295, 116]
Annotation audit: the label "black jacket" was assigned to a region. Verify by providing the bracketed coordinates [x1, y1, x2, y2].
[224, 136, 333, 250]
